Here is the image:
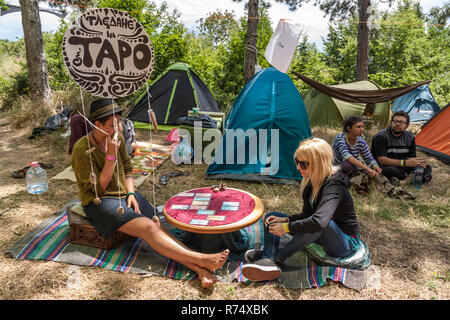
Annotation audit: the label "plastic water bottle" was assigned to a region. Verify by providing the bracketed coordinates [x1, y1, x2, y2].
[412, 166, 424, 189]
[26, 162, 48, 194]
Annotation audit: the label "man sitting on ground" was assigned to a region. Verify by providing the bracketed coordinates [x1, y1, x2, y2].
[371, 111, 432, 185]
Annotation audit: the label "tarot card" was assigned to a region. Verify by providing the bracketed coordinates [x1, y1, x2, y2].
[221, 205, 239, 211]
[189, 219, 209, 225]
[195, 193, 212, 198]
[170, 204, 190, 210]
[192, 200, 210, 206]
[197, 210, 216, 215]
[176, 192, 195, 197]
[222, 202, 240, 207]
[193, 196, 212, 202]
[207, 215, 226, 221]
[189, 205, 208, 210]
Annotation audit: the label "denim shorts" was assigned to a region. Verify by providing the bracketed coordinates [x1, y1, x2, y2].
[83, 190, 155, 239]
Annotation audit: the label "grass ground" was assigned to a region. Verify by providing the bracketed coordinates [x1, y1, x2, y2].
[0, 110, 448, 300]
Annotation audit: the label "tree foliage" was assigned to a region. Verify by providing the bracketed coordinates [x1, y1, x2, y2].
[212, 4, 274, 109]
[1, 0, 448, 120]
[373, 1, 447, 105]
[311, 0, 449, 105]
[290, 37, 337, 95]
[197, 10, 239, 48]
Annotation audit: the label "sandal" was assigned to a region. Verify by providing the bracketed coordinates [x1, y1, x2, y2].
[159, 170, 190, 185]
[11, 162, 54, 179]
[38, 162, 54, 169]
[166, 170, 190, 177]
[159, 175, 169, 185]
[11, 167, 29, 179]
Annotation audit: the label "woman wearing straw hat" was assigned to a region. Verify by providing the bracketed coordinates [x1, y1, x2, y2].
[71, 98, 229, 288]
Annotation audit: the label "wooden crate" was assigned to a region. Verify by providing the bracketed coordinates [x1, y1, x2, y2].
[67, 205, 135, 250]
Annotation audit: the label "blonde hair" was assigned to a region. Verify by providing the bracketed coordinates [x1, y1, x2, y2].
[294, 138, 337, 203]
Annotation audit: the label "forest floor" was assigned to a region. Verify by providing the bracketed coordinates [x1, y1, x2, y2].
[0, 109, 448, 300]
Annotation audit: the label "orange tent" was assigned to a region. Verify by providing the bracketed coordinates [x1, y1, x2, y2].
[415, 104, 450, 164]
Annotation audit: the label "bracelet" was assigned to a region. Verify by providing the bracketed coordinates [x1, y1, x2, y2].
[106, 154, 116, 162]
[400, 159, 405, 167]
[282, 223, 290, 233]
[126, 192, 136, 200]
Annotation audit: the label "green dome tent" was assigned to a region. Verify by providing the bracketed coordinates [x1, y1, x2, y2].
[303, 80, 391, 128]
[128, 62, 220, 125]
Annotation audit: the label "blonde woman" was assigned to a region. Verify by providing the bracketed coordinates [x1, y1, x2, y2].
[242, 138, 361, 281]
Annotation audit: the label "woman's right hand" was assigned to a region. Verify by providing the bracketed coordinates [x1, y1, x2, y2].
[265, 215, 288, 228]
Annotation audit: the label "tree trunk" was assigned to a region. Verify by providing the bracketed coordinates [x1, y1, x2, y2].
[243, 0, 259, 84]
[356, 0, 370, 81]
[19, 0, 51, 101]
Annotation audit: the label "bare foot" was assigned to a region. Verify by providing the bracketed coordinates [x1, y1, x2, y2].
[202, 249, 230, 272]
[197, 267, 218, 288]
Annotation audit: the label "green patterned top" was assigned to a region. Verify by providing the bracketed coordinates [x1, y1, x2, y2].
[71, 134, 132, 206]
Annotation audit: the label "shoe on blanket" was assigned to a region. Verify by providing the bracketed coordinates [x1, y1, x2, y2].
[244, 249, 264, 263]
[242, 259, 282, 281]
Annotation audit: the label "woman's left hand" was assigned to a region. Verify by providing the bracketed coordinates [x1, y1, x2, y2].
[269, 223, 287, 237]
[127, 195, 141, 214]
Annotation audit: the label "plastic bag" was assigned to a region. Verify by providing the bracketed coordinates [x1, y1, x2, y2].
[166, 128, 181, 145]
[171, 137, 194, 165]
[264, 19, 303, 73]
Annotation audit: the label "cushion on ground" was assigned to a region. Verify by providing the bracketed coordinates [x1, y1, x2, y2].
[70, 202, 86, 217]
[304, 240, 371, 270]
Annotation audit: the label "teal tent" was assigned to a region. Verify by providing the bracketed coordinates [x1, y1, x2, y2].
[391, 84, 440, 123]
[206, 67, 312, 184]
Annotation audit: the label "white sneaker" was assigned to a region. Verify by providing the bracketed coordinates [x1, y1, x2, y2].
[242, 259, 282, 281]
[244, 249, 264, 263]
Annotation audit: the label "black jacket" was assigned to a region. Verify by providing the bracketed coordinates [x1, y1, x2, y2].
[288, 170, 359, 236]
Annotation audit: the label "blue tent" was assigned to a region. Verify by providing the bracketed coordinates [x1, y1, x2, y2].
[391, 84, 440, 123]
[206, 67, 312, 184]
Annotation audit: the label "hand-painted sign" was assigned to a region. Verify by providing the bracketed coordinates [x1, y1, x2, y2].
[62, 8, 154, 98]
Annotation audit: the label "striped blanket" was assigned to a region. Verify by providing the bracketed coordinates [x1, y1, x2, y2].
[50, 142, 175, 184]
[6, 202, 367, 291]
[131, 142, 175, 174]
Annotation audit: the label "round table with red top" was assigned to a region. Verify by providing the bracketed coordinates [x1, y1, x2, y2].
[163, 187, 264, 256]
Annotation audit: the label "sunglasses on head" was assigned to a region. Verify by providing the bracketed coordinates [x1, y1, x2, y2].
[295, 158, 310, 170]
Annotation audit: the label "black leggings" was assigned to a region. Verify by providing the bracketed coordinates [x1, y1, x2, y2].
[379, 165, 413, 180]
[379, 164, 435, 182]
